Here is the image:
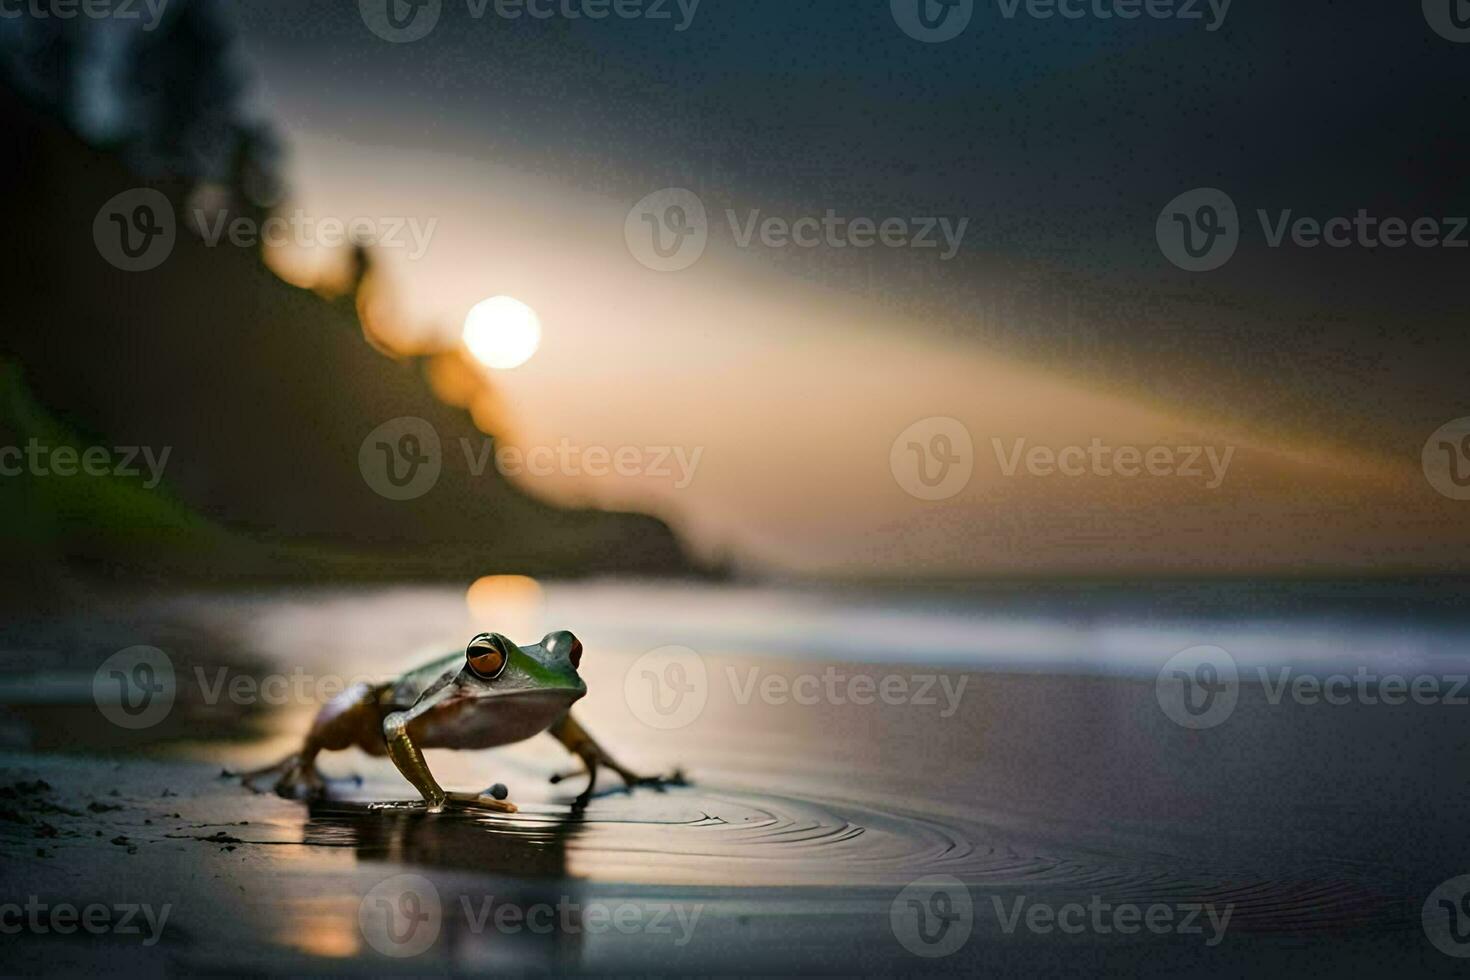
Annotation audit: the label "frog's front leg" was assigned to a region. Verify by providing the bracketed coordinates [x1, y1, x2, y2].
[547, 712, 685, 807]
[382, 710, 449, 810]
[382, 688, 516, 813]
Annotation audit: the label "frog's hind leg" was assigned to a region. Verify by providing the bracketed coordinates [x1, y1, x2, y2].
[238, 749, 330, 799]
[237, 682, 385, 800]
[547, 712, 687, 808]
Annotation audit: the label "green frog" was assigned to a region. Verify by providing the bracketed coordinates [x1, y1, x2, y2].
[242, 631, 679, 811]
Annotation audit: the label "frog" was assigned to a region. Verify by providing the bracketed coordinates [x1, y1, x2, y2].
[240, 630, 680, 812]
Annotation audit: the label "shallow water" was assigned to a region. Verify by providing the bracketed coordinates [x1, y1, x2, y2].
[3, 579, 1470, 974]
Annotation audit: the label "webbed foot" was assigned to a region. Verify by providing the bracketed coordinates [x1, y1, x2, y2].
[234, 754, 362, 801]
[551, 763, 688, 808]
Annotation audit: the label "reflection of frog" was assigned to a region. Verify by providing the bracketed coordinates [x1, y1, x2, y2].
[243, 631, 680, 810]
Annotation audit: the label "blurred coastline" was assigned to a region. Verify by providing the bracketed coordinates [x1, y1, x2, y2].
[0, 13, 701, 591]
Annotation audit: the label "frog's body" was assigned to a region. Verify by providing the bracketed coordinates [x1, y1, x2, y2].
[243, 631, 677, 812]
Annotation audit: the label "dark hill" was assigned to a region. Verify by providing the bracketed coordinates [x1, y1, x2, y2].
[0, 83, 694, 584]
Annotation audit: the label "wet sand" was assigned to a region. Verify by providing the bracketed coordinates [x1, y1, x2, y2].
[2, 581, 1469, 974]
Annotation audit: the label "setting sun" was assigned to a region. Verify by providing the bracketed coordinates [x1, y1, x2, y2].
[463, 295, 541, 369]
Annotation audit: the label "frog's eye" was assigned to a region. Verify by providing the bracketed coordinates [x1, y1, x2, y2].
[543, 630, 582, 669]
[466, 632, 510, 679]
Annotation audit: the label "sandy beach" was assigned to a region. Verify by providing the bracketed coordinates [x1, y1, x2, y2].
[3, 580, 1468, 974]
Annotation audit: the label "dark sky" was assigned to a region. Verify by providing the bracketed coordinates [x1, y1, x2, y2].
[229, 0, 1468, 457]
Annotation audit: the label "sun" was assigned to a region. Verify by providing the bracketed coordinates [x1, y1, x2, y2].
[462, 295, 542, 370]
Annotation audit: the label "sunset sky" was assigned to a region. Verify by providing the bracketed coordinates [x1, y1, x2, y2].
[226, 2, 1470, 574]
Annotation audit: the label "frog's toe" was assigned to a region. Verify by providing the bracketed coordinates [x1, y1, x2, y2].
[275, 769, 326, 801]
[548, 767, 588, 785]
[261, 758, 331, 800]
[616, 766, 688, 793]
[444, 790, 518, 813]
[239, 753, 309, 796]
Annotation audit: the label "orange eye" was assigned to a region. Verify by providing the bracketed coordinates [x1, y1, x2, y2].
[466, 633, 510, 679]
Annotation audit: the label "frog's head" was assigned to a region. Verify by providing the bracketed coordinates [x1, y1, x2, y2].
[457, 630, 587, 719]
